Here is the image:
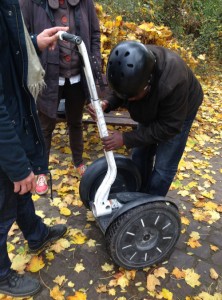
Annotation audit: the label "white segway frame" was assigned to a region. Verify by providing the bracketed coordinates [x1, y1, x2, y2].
[58, 32, 123, 217]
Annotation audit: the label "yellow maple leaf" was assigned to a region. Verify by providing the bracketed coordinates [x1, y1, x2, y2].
[96, 284, 108, 293]
[116, 275, 129, 289]
[178, 190, 190, 197]
[122, 269, 136, 280]
[46, 251, 55, 261]
[86, 239, 96, 247]
[26, 256, 45, 272]
[35, 210, 45, 218]
[74, 262, 85, 273]
[216, 205, 222, 212]
[0, 295, 14, 300]
[204, 201, 218, 210]
[108, 288, 116, 296]
[53, 275, 67, 286]
[154, 267, 169, 279]
[67, 291, 87, 300]
[101, 262, 114, 272]
[68, 281, 75, 288]
[171, 267, 185, 279]
[11, 254, 31, 273]
[198, 54, 206, 60]
[190, 231, 200, 240]
[147, 274, 160, 292]
[32, 194, 40, 201]
[181, 216, 190, 225]
[210, 268, 219, 280]
[70, 230, 87, 245]
[60, 207, 71, 216]
[50, 238, 70, 253]
[201, 190, 215, 200]
[115, 15, 122, 27]
[187, 237, 202, 248]
[202, 174, 216, 184]
[61, 146, 72, 154]
[50, 285, 65, 300]
[185, 181, 198, 190]
[197, 292, 222, 300]
[208, 210, 220, 224]
[210, 244, 219, 251]
[161, 288, 173, 300]
[184, 268, 201, 288]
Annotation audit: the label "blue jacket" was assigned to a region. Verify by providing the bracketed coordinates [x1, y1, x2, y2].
[0, 0, 48, 182]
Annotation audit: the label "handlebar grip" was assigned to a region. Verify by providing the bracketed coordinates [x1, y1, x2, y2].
[58, 31, 82, 45]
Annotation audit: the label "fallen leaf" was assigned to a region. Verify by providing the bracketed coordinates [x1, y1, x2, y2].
[50, 285, 65, 300]
[147, 274, 161, 292]
[26, 256, 45, 272]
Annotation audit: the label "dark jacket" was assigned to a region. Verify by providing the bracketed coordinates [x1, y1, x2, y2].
[106, 45, 203, 148]
[19, 0, 101, 119]
[0, 0, 48, 182]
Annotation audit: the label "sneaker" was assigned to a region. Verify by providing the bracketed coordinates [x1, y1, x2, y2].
[28, 224, 67, 253]
[0, 270, 41, 297]
[35, 174, 48, 195]
[76, 164, 87, 176]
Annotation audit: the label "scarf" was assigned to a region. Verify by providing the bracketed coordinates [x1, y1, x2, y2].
[22, 17, 46, 101]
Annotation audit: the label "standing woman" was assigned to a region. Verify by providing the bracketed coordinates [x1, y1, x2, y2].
[19, 0, 102, 194]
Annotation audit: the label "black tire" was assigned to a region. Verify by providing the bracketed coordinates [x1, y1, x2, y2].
[105, 201, 181, 269]
[79, 154, 141, 208]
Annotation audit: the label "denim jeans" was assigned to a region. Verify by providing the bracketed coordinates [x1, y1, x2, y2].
[0, 170, 48, 280]
[132, 113, 197, 196]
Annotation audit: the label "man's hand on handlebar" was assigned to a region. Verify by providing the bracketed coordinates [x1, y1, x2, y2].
[87, 100, 109, 121]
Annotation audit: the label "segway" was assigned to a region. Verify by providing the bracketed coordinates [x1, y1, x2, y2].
[58, 32, 181, 270]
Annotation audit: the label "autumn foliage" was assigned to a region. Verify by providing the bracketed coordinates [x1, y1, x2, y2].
[0, 3, 222, 300]
[95, 3, 198, 73]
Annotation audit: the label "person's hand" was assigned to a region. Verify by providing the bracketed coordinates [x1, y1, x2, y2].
[87, 100, 109, 121]
[102, 131, 124, 151]
[14, 171, 36, 195]
[37, 26, 69, 51]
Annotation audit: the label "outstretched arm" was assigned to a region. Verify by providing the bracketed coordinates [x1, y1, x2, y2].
[37, 26, 69, 51]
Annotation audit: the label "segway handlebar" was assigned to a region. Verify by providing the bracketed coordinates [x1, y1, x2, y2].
[58, 31, 119, 217]
[58, 32, 82, 45]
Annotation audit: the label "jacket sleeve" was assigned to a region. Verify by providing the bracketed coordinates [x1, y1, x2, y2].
[88, 0, 101, 62]
[0, 73, 32, 182]
[123, 80, 189, 148]
[105, 92, 125, 112]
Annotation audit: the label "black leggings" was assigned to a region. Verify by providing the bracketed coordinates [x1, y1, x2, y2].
[38, 80, 86, 167]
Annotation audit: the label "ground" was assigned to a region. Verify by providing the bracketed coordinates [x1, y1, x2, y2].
[1, 68, 222, 300]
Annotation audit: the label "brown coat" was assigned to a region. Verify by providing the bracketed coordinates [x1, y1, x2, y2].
[19, 0, 101, 118]
[106, 45, 203, 148]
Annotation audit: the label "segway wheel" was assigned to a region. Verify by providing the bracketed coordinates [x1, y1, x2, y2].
[105, 201, 181, 269]
[79, 154, 141, 208]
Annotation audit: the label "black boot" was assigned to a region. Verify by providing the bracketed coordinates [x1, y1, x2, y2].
[29, 224, 67, 253]
[0, 270, 41, 297]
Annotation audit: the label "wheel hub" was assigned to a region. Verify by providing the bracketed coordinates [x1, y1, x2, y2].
[135, 227, 159, 251]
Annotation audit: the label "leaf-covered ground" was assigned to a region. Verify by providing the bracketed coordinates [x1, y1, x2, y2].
[1, 64, 222, 300]
[1, 4, 222, 300]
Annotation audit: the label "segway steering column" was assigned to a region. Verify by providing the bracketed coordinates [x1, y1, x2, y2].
[58, 32, 122, 217]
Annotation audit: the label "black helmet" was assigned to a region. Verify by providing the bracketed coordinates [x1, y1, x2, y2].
[106, 41, 156, 99]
